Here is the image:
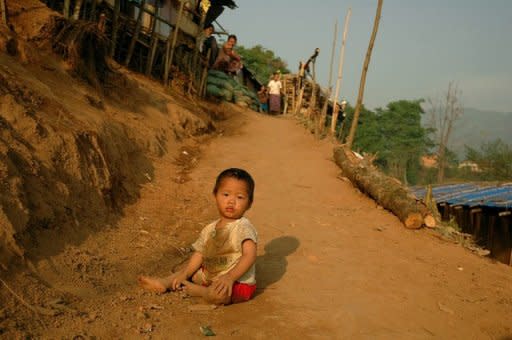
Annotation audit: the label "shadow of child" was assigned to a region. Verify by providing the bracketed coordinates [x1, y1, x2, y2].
[255, 236, 300, 296]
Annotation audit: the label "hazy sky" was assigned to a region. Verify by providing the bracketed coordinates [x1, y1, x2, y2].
[219, 0, 512, 112]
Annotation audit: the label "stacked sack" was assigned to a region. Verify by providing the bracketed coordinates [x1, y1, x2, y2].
[206, 70, 259, 111]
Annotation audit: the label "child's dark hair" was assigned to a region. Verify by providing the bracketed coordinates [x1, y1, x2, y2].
[213, 168, 255, 204]
[228, 34, 237, 42]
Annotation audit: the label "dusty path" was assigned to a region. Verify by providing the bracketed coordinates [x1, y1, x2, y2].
[3, 108, 512, 339]
[181, 109, 512, 339]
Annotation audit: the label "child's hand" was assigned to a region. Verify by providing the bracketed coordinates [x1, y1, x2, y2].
[170, 272, 188, 291]
[211, 275, 234, 297]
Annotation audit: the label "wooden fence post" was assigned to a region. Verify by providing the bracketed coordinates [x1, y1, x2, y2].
[319, 20, 338, 135]
[164, 0, 185, 86]
[330, 8, 352, 135]
[346, 0, 383, 149]
[124, 0, 147, 67]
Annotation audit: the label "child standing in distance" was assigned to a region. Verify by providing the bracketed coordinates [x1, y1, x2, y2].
[257, 85, 269, 113]
[138, 168, 258, 305]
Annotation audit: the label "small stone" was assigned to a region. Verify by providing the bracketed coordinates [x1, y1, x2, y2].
[200, 325, 215, 336]
[438, 302, 454, 315]
[142, 323, 153, 333]
[119, 295, 131, 302]
[137, 311, 150, 320]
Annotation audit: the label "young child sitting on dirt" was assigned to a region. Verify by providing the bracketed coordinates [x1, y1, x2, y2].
[138, 168, 258, 305]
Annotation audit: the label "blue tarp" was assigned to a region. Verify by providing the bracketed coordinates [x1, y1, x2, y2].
[411, 183, 512, 209]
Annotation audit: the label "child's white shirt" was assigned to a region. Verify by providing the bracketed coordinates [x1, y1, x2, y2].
[192, 217, 258, 285]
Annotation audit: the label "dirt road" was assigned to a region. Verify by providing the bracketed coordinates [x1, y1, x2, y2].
[2, 108, 512, 339]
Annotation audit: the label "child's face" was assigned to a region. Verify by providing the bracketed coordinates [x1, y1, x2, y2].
[214, 177, 251, 222]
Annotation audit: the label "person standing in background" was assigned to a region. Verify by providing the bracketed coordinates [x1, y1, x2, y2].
[267, 72, 282, 114]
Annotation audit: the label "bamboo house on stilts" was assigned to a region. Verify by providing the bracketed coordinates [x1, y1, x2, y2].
[40, 0, 261, 105]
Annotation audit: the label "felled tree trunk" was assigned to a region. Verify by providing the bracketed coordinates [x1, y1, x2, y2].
[334, 146, 436, 229]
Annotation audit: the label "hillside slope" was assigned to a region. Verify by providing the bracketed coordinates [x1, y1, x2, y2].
[0, 1, 221, 268]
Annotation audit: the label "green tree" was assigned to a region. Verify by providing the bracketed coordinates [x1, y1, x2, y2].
[349, 100, 434, 185]
[235, 44, 290, 84]
[464, 139, 512, 180]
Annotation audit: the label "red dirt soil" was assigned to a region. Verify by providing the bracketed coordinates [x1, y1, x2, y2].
[1, 2, 512, 339]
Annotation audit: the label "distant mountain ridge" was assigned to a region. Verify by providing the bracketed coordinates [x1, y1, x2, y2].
[423, 108, 512, 159]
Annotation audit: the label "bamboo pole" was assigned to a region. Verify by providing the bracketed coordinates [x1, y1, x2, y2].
[109, 0, 121, 57]
[327, 20, 338, 91]
[164, 0, 185, 86]
[124, 0, 147, 67]
[330, 8, 352, 135]
[319, 20, 338, 135]
[145, 6, 159, 76]
[346, 0, 383, 149]
[1, 0, 7, 25]
[63, 0, 70, 19]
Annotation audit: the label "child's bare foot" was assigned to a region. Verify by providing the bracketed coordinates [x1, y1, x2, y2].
[181, 280, 207, 297]
[137, 276, 168, 293]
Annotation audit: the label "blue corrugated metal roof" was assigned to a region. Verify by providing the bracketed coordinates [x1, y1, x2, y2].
[411, 183, 512, 209]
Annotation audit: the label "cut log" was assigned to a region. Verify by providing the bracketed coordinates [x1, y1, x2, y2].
[334, 146, 435, 229]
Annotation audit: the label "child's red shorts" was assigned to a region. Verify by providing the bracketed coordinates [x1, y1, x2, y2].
[231, 282, 256, 303]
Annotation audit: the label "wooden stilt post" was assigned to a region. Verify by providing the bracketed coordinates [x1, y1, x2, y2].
[125, 0, 147, 67]
[199, 48, 211, 97]
[110, 0, 121, 58]
[330, 8, 352, 135]
[319, 20, 338, 136]
[164, 0, 184, 87]
[145, 7, 159, 76]
[347, 0, 383, 149]
[98, 13, 106, 32]
[0, 0, 7, 25]
[90, 0, 98, 21]
[63, 0, 70, 19]
[72, 0, 83, 21]
[193, 4, 207, 87]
